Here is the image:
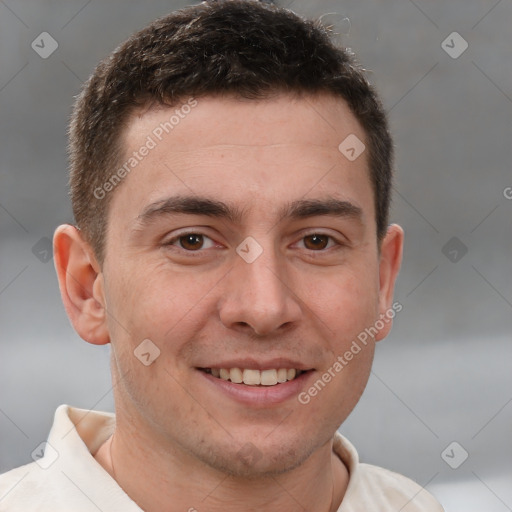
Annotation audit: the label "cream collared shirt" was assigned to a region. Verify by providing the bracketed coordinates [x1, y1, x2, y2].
[0, 405, 444, 511]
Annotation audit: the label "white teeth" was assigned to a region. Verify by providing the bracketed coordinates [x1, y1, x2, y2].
[243, 369, 261, 385]
[230, 367, 243, 384]
[207, 367, 302, 386]
[260, 369, 277, 386]
[277, 368, 288, 383]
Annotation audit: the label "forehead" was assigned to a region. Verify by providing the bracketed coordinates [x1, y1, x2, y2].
[126, 94, 364, 153]
[110, 94, 374, 225]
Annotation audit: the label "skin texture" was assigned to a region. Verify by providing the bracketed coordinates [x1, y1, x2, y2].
[54, 94, 403, 512]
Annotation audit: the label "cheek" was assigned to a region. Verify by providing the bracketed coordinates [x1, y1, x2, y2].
[104, 260, 220, 358]
[305, 261, 380, 343]
[308, 263, 379, 421]
[296, 258, 379, 411]
[296, 320, 375, 429]
[103, 263, 213, 416]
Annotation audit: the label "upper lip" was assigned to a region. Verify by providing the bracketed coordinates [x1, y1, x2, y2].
[197, 358, 313, 371]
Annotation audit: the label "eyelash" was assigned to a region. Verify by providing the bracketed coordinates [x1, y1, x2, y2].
[163, 231, 344, 253]
[163, 232, 220, 257]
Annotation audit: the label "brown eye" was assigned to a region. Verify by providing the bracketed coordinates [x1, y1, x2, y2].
[179, 234, 204, 250]
[166, 232, 217, 252]
[303, 234, 330, 250]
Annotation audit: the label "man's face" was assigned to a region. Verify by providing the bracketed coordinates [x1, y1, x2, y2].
[99, 94, 396, 475]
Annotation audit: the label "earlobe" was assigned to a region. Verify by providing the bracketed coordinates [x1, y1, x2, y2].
[375, 224, 404, 342]
[53, 224, 110, 345]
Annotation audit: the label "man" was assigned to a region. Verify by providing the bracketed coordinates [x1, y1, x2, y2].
[0, 1, 444, 510]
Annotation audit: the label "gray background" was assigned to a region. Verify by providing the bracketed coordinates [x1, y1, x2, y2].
[1, 0, 511, 510]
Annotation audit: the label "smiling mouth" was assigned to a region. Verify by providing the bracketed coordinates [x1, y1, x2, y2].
[199, 368, 310, 386]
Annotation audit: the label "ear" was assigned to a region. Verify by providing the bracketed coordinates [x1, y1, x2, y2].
[375, 224, 404, 341]
[53, 224, 110, 345]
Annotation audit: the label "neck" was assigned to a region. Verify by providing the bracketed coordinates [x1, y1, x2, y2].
[95, 420, 349, 512]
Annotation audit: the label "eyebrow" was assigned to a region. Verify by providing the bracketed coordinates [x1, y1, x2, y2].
[134, 195, 363, 229]
[135, 196, 245, 227]
[279, 198, 363, 223]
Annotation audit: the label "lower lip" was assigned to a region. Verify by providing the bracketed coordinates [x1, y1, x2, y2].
[198, 369, 314, 406]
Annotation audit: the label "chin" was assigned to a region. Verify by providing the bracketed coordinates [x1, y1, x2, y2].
[192, 433, 318, 479]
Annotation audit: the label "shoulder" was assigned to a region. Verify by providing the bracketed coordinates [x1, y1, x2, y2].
[0, 405, 121, 512]
[343, 462, 444, 511]
[333, 433, 444, 511]
[0, 461, 60, 511]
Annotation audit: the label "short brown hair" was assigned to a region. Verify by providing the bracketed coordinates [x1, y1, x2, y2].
[69, 0, 393, 263]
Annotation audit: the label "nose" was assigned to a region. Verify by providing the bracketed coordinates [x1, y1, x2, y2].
[218, 247, 302, 337]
